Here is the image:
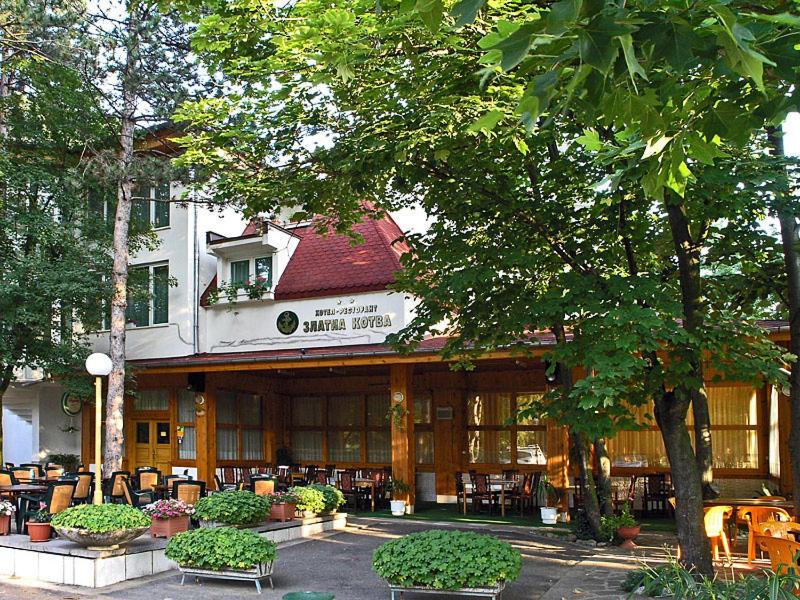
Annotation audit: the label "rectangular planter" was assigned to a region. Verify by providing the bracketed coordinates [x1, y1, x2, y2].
[150, 515, 190, 539]
[179, 561, 274, 594]
[269, 503, 296, 522]
[388, 581, 505, 599]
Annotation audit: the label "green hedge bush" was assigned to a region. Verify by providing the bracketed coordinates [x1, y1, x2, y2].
[193, 491, 270, 526]
[372, 530, 522, 590]
[309, 484, 345, 512]
[51, 504, 151, 532]
[288, 486, 326, 513]
[166, 527, 277, 571]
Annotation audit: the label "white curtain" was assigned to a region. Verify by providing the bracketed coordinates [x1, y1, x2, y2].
[217, 428, 238, 460]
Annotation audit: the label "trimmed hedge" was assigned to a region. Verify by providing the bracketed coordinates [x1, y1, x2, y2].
[193, 490, 270, 526]
[372, 530, 521, 590]
[166, 527, 277, 570]
[289, 486, 326, 513]
[51, 504, 151, 533]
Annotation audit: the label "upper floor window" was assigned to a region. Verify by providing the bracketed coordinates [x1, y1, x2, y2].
[126, 263, 169, 327]
[132, 183, 170, 229]
[229, 256, 273, 288]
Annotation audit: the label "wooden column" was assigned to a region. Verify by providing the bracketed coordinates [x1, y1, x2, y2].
[195, 385, 215, 486]
[546, 421, 570, 515]
[390, 364, 415, 511]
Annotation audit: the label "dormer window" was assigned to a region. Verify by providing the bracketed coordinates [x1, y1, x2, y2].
[230, 256, 273, 289]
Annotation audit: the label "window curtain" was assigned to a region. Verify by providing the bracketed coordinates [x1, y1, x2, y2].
[135, 389, 169, 411]
[217, 429, 238, 461]
[292, 431, 323, 461]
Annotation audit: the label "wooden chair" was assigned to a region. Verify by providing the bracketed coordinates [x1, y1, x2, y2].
[45, 468, 64, 480]
[107, 471, 130, 503]
[221, 467, 237, 486]
[71, 472, 94, 504]
[738, 505, 792, 563]
[137, 470, 160, 492]
[643, 474, 671, 517]
[171, 480, 205, 504]
[511, 472, 536, 516]
[251, 478, 276, 496]
[122, 478, 153, 507]
[705, 505, 734, 565]
[454, 472, 469, 514]
[469, 473, 497, 514]
[338, 470, 368, 511]
[304, 465, 318, 486]
[315, 470, 329, 485]
[760, 536, 800, 582]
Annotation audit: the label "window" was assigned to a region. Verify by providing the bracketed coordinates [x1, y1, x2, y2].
[289, 393, 392, 465]
[255, 257, 273, 288]
[231, 260, 249, 287]
[466, 392, 547, 466]
[414, 392, 433, 465]
[216, 392, 265, 462]
[177, 390, 196, 460]
[131, 182, 170, 229]
[126, 263, 169, 327]
[605, 386, 762, 471]
[134, 389, 169, 412]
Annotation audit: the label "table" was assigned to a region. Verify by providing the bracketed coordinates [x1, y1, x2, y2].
[0, 485, 47, 533]
[354, 479, 377, 512]
[463, 479, 517, 517]
[704, 497, 795, 512]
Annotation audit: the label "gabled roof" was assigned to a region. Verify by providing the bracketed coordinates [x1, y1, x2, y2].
[201, 212, 410, 304]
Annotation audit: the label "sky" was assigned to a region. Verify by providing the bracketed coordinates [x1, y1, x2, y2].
[390, 112, 800, 236]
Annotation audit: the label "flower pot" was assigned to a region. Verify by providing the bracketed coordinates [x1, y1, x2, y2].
[28, 522, 52, 542]
[540, 507, 558, 525]
[150, 515, 190, 539]
[270, 502, 296, 522]
[617, 525, 641, 550]
[390, 500, 406, 516]
[0, 514, 11, 536]
[178, 560, 274, 593]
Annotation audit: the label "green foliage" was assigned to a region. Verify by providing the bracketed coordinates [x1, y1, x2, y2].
[599, 504, 637, 543]
[622, 559, 800, 598]
[372, 530, 521, 589]
[387, 479, 411, 495]
[165, 527, 277, 571]
[51, 504, 151, 532]
[308, 484, 345, 512]
[193, 491, 270, 526]
[46, 454, 81, 472]
[288, 485, 343, 513]
[30, 509, 52, 524]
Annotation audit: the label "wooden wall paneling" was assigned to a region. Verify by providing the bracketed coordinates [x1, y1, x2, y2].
[547, 421, 570, 514]
[263, 391, 284, 464]
[433, 388, 463, 497]
[196, 385, 216, 486]
[779, 389, 793, 495]
[390, 364, 415, 509]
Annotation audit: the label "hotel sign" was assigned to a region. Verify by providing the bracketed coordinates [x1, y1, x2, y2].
[276, 301, 394, 336]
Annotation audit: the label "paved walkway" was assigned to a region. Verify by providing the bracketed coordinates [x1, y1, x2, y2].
[0, 518, 673, 600]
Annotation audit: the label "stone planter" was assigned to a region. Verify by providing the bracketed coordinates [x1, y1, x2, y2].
[617, 525, 641, 550]
[53, 525, 150, 550]
[198, 520, 265, 529]
[179, 561, 274, 594]
[387, 581, 506, 599]
[0, 514, 11, 536]
[298, 510, 317, 519]
[150, 515, 190, 538]
[270, 503, 296, 522]
[28, 522, 52, 542]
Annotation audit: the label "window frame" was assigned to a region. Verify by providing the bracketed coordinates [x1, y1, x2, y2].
[125, 262, 169, 328]
[131, 182, 171, 230]
[215, 391, 266, 464]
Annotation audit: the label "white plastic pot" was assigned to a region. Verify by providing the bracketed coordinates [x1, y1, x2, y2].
[390, 500, 407, 516]
[540, 506, 558, 525]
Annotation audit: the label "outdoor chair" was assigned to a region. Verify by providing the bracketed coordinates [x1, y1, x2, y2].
[122, 477, 153, 508]
[221, 467, 237, 486]
[21, 463, 45, 478]
[0, 470, 18, 502]
[315, 470, 329, 485]
[338, 470, 369, 511]
[643, 474, 671, 517]
[3, 463, 13, 470]
[251, 477, 276, 496]
[613, 476, 638, 512]
[172, 480, 205, 504]
[325, 465, 336, 478]
[304, 465, 319, 486]
[704, 505, 734, 565]
[511, 472, 535, 516]
[752, 520, 800, 564]
[21, 480, 76, 534]
[469, 473, 497, 514]
[760, 536, 800, 579]
[136, 469, 160, 492]
[106, 471, 130, 503]
[11, 467, 37, 482]
[454, 472, 472, 514]
[45, 467, 64, 480]
[738, 505, 792, 563]
[70, 472, 94, 504]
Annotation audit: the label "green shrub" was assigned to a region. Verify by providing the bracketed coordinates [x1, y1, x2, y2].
[166, 527, 277, 571]
[51, 504, 151, 532]
[309, 484, 345, 511]
[289, 486, 326, 513]
[193, 491, 270, 526]
[372, 530, 521, 590]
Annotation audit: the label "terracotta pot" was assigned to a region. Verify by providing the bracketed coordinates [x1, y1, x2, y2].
[28, 522, 52, 542]
[0, 514, 11, 536]
[617, 525, 641, 550]
[270, 503, 296, 522]
[150, 515, 190, 538]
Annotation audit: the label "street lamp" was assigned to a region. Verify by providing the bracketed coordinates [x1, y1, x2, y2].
[85, 353, 112, 505]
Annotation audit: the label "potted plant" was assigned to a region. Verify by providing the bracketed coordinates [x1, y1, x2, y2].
[613, 503, 641, 549]
[50, 504, 151, 550]
[28, 508, 52, 542]
[288, 486, 326, 518]
[373, 530, 521, 596]
[308, 484, 345, 515]
[193, 490, 270, 528]
[386, 479, 411, 516]
[267, 492, 299, 522]
[143, 498, 195, 538]
[166, 526, 278, 593]
[537, 475, 561, 525]
[0, 500, 15, 536]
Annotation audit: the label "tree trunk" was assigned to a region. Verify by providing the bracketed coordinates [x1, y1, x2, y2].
[770, 129, 800, 516]
[571, 430, 604, 539]
[664, 194, 715, 498]
[594, 437, 613, 517]
[104, 8, 138, 475]
[654, 388, 713, 575]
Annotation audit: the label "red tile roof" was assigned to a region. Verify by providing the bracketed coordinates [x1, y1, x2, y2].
[202, 213, 410, 304]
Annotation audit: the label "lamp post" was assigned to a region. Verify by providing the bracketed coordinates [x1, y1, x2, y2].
[85, 353, 112, 505]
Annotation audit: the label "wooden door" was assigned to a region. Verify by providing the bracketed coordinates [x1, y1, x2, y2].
[134, 421, 172, 474]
